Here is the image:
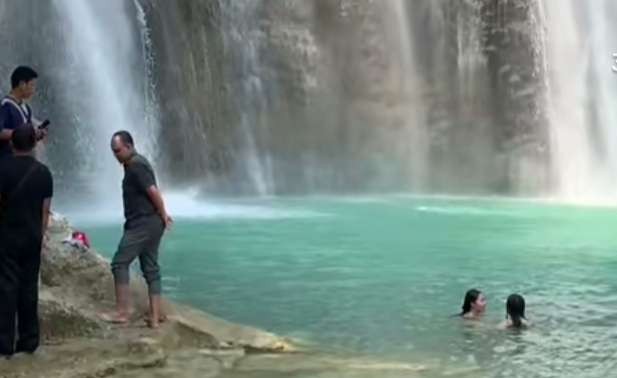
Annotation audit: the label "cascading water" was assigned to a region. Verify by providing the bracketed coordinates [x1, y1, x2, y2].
[542, 0, 617, 202]
[4, 0, 617, 202]
[219, 0, 274, 196]
[50, 0, 158, 208]
[48, 0, 540, 198]
[385, 0, 428, 191]
[407, 0, 499, 192]
[134, 0, 160, 158]
[215, 0, 426, 195]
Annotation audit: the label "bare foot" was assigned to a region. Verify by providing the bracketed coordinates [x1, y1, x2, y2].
[100, 312, 129, 324]
[144, 317, 160, 329]
[142, 312, 167, 323]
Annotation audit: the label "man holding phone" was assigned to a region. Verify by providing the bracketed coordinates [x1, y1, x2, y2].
[0, 66, 48, 160]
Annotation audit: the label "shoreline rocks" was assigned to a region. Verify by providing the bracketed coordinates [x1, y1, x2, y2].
[1, 215, 293, 378]
[1, 215, 434, 378]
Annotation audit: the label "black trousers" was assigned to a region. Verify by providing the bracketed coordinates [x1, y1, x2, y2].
[0, 238, 41, 356]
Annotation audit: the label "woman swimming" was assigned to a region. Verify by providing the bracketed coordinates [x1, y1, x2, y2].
[458, 288, 487, 320]
[501, 293, 529, 329]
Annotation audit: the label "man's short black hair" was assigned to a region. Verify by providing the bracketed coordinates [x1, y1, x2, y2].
[12, 124, 36, 152]
[112, 130, 134, 147]
[11, 66, 38, 89]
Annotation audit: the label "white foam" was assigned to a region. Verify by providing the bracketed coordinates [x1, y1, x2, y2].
[415, 205, 520, 217]
[64, 191, 328, 226]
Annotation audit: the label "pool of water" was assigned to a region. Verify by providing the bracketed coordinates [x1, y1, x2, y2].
[69, 195, 617, 377]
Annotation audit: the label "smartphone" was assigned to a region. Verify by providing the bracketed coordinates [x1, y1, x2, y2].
[38, 119, 50, 129]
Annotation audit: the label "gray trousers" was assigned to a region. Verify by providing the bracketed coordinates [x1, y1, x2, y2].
[111, 216, 165, 295]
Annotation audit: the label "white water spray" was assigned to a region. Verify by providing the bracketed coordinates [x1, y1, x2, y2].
[52, 0, 158, 206]
[542, 0, 617, 202]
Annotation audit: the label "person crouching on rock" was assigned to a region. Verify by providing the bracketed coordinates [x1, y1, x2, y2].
[101, 131, 172, 329]
[0, 124, 53, 357]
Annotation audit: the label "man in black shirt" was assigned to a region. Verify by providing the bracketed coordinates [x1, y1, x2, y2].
[0, 124, 53, 357]
[103, 131, 172, 329]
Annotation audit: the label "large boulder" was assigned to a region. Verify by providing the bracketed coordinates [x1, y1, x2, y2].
[40, 214, 290, 349]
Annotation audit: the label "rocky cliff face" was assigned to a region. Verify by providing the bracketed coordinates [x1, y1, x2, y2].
[142, 0, 549, 195]
[479, 0, 549, 193]
[0, 0, 550, 198]
[139, 0, 233, 185]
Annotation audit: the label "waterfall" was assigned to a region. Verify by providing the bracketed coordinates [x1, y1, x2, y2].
[220, 0, 274, 196]
[542, 0, 617, 202]
[50, 0, 158, 206]
[4, 0, 615, 201]
[134, 0, 160, 161]
[386, 0, 429, 191]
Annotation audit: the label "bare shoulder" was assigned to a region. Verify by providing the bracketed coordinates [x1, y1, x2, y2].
[498, 319, 531, 330]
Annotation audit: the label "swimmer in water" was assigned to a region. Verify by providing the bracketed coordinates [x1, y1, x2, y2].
[457, 289, 487, 320]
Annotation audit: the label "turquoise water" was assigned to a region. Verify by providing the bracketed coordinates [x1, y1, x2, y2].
[73, 196, 617, 377]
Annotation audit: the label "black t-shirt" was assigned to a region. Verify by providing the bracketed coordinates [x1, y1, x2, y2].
[123, 153, 158, 223]
[0, 155, 53, 242]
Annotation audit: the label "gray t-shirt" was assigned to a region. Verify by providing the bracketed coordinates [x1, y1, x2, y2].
[122, 153, 158, 225]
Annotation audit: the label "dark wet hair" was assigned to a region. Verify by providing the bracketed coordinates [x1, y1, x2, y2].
[11, 124, 36, 152]
[111, 130, 134, 147]
[506, 294, 526, 328]
[459, 289, 482, 316]
[11, 66, 38, 89]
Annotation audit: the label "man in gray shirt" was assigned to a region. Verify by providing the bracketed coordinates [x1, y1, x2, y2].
[102, 130, 172, 329]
